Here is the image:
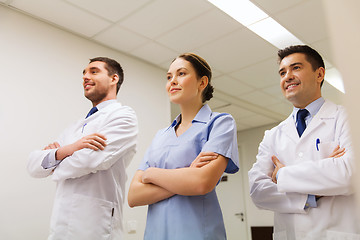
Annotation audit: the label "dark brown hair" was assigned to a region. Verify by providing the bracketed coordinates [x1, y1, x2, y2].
[89, 57, 124, 94]
[175, 53, 214, 103]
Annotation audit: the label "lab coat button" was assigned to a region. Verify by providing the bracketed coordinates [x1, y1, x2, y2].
[298, 152, 303, 157]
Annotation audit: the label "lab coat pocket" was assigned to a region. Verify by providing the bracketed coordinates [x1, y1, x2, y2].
[68, 194, 114, 240]
[317, 141, 337, 159]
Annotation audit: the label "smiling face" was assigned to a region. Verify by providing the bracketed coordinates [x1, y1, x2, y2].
[279, 53, 324, 108]
[166, 58, 207, 106]
[82, 61, 118, 106]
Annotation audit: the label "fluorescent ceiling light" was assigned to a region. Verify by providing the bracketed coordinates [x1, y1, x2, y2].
[208, 0, 345, 93]
[208, 0, 303, 47]
[247, 18, 303, 49]
[207, 0, 268, 26]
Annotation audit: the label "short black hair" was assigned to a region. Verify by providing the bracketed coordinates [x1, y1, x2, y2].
[89, 57, 124, 94]
[278, 45, 325, 87]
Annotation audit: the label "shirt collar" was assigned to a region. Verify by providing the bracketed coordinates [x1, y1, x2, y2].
[170, 104, 212, 128]
[95, 99, 117, 111]
[292, 97, 325, 120]
[192, 104, 212, 123]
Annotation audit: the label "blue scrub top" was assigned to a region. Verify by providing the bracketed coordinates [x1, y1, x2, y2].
[139, 104, 239, 240]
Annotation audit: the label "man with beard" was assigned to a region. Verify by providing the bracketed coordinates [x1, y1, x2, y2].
[28, 57, 138, 240]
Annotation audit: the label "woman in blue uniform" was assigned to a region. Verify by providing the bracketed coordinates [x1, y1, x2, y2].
[128, 53, 239, 240]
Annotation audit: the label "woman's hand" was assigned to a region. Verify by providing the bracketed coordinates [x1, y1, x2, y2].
[190, 152, 218, 168]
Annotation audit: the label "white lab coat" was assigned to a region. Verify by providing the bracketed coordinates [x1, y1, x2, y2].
[248, 100, 360, 240]
[28, 102, 138, 240]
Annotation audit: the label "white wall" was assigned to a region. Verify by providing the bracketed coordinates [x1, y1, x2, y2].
[322, 0, 360, 215]
[0, 5, 169, 240]
[237, 123, 278, 233]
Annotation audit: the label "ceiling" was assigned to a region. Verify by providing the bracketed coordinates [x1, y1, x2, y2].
[1, 0, 344, 131]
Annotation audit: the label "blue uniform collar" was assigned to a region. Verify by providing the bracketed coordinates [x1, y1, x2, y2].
[170, 104, 212, 128]
[193, 104, 212, 123]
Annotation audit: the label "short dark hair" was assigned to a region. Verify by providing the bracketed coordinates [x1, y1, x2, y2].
[175, 53, 214, 103]
[89, 57, 124, 94]
[278, 45, 325, 87]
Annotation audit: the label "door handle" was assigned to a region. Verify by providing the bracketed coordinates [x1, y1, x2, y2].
[235, 212, 244, 221]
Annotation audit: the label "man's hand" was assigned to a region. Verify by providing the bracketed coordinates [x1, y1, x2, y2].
[314, 145, 346, 200]
[72, 133, 107, 151]
[55, 133, 107, 160]
[43, 142, 60, 150]
[190, 152, 219, 168]
[271, 155, 285, 184]
[329, 145, 345, 158]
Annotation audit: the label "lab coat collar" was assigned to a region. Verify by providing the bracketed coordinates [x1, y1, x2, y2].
[279, 100, 337, 142]
[301, 100, 336, 138]
[279, 115, 299, 143]
[95, 99, 119, 111]
[84, 100, 120, 121]
[291, 97, 325, 124]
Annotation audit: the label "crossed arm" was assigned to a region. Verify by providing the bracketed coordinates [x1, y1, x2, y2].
[271, 145, 346, 183]
[28, 133, 108, 178]
[271, 144, 354, 198]
[249, 137, 352, 213]
[43, 133, 107, 161]
[27, 105, 138, 181]
[128, 152, 228, 208]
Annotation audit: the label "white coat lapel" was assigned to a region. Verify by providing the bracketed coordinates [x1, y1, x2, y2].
[301, 100, 336, 139]
[279, 115, 299, 143]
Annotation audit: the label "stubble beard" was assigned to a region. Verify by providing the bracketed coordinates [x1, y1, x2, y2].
[85, 89, 108, 105]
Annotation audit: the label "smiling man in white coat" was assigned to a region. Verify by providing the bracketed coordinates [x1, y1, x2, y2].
[248, 45, 359, 240]
[28, 57, 138, 240]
